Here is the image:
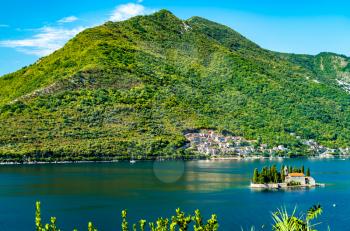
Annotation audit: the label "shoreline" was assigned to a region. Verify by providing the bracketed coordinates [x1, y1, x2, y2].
[250, 182, 326, 190]
[0, 155, 348, 166]
[0, 160, 122, 166]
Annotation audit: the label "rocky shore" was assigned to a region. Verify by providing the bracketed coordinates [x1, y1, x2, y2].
[250, 182, 325, 189]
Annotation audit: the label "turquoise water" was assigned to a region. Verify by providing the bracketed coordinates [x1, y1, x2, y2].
[0, 159, 349, 230]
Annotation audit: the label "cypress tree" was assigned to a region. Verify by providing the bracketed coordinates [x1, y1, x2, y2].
[271, 165, 277, 182]
[306, 168, 311, 177]
[278, 173, 282, 183]
[281, 167, 285, 181]
[274, 172, 278, 183]
[262, 167, 267, 183]
[253, 168, 259, 183]
[302, 165, 305, 174]
[258, 174, 264, 184]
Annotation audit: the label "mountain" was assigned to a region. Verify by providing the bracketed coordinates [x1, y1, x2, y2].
[279, 52, 350, 92]
[1, 10, 350, 161]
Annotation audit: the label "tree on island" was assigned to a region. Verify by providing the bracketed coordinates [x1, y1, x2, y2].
[253, 168, 259, 184]
[306, 168, 311, 177]
[280, 165, 285, 181]
[252, 165, 282, 184]
[252, 165, 311, 184]
[286, 165, 305, 174]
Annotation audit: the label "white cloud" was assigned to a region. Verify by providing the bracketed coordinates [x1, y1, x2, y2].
[0, 24, 9, 28]
[0, 26, 85, 56]
[58, 16, 78, 24]
[0, 3, 152, 57]
[137, 0, 143, 3]
[109, 3, 146, 22]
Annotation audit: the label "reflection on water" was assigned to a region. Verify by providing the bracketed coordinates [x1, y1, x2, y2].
[0, 159, 349, 230]
[184, 161, 247, 192]
[153, 161, 185, 184]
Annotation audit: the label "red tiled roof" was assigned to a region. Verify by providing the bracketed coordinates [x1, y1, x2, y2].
[288, 173, 305, 177]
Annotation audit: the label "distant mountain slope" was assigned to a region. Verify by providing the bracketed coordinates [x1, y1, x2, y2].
[1, 10, 350, 160]
[279, 52, 350, 92]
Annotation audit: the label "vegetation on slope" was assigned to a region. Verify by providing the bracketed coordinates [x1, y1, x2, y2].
[1, 10, 350, 160]
[279, 52, 350, 87]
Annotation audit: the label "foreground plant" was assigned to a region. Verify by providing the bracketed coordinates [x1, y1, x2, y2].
[272, 204, 323, 231]
[241, 205, 327, 231]
[35, 202, 219, 231]
[35, 201, 60, 231]
[35, 202, 327, 231]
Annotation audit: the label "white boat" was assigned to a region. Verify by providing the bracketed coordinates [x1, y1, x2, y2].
[156, 156, 165, 162]
[130, 153, 136, 164]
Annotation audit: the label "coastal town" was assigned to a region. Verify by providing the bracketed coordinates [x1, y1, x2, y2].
[184, 129, 349, 158]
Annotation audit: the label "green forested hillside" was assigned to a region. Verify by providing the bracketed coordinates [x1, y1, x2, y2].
[1, 10, 350, 161]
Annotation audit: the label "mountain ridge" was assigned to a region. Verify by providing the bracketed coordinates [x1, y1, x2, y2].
[1, 10, 350, 160]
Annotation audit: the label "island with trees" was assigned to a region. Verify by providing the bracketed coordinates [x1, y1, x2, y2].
[250, 165, 323, 189]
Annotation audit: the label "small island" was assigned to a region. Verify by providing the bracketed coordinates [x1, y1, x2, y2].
[250, 165, 323, 189]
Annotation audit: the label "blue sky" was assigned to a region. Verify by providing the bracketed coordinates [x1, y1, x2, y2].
[1, 0, 350, 76]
